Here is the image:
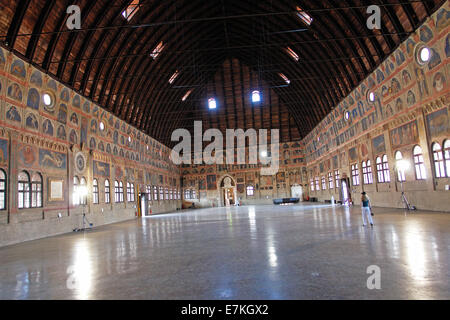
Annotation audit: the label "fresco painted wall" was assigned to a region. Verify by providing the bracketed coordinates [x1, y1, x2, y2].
[303, 3, 450, 211]
[180, 141, 307, 207]
[0, 45, 181, 247]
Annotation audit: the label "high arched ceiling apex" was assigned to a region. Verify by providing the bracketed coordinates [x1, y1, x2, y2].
[0, 0, 445, 145]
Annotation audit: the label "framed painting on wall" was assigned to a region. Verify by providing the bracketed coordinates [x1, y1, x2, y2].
[48, 179, 64, 202]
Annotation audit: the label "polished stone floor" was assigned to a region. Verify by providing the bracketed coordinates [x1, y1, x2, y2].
[0, 204, 449, 300]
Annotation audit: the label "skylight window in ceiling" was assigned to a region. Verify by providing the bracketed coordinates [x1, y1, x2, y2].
[169, 70, 179, 84]
[252, 90, 261, 103]
[285, 47, 299, 61]
[150, 42, 165, 60]
[279, 73, 291, 85]
[122, 0, 140, 21]
[208, 98, 217, 110]
[182, 89, 192, 101]
[296, 6, 313, 26]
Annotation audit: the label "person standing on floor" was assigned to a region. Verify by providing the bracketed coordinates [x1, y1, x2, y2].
[361, 192, 374, 227]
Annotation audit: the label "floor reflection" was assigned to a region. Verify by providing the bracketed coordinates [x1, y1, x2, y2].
[0, 204, 449, 299]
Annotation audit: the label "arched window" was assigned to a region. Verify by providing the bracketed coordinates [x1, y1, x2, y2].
[159, 186, 164, 201]
[395, 151, 406, 182]
[0, 169, 6, 210]
[18, 171, 30, 209]
[413, 146, 426, 180]
[366, 160, 373, 184]
[105, 179, 111, 204]
[383, 155, 391, 182]
[208, 98, 216, 110]
[376, 157, 383, 183]
[246, 185, 255, 196]
[328, 172, 334, 189]
[377, 155, 390, 183]
[73, 176, 80, 206]
[114, 181, 120, 203]
[93, 179, 99, 204]
[127, 182, 131, 202]
[146, 185, 152, 202]
[351, 164, 360, 186]
[31, 173, 43, 208]
[334, 170, 340, 188]
[130, 183, 135, 202]
[432, 143, 445, 178]
[153, 186, 158, 201]
[444, 140, 450, 178]
[80, 177, 87, 205]
[252, 90, 261, 103]
[119, 181, 124, 202]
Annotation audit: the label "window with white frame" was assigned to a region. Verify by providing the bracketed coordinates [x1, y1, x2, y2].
[413, 146, 426, 180]
[321, 176, 326, 190]
[310, 178, 314, 191]
[246, 185, 255, 196]
[31, 173, 43, 208]
[315, 177, 320, 191]
[80, 177, 87, 205]
[395, 151, 406, 182]
[105, 179, 111, 204]
[165, 187, 169, 200]
[126, 182, 131, 202]
[334, 170, 340, 188]
[93, 179, 99, 204]
[119, 181, 124, 202]
[328, 172, 334, 189]
[376, 155, 390, 183]
[73, 176, 80, 206]
[153, 186, 158, 201]
[432, 143, 445, 178]
[444, 140, 450, 177]
[18, 171, 30, 209]
[362, 161, 373, 184]
[159, 186, 164, 201]
[146, 185, 152, 202]
[351, 164, 360, 186]
[0, 169, 6, 210]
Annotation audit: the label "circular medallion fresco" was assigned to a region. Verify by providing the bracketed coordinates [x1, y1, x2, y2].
[75, 152, 86, 174]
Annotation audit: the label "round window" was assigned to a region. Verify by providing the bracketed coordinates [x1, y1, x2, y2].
[344, 111, 350, 121]
[415, 44, 432, 66]
[367, 91, 376, 104]
[42, 92, 54, 107]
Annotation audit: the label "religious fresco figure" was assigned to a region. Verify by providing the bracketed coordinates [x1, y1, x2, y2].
[7, 83, 22, 101]
[415, 67, 429, 99]
[433, 72, 446, 93]
[42, 119, 54, 136]
[30, 71, 43, 87]
[6, 106, 21, 122]
[10, 59, 26, 78]
[56, 125, 66, 141]
[27, 88, 40, 110]
[25, 113, 38, 130]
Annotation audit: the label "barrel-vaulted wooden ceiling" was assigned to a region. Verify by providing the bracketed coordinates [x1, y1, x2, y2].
[0, 0, 445, 146]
